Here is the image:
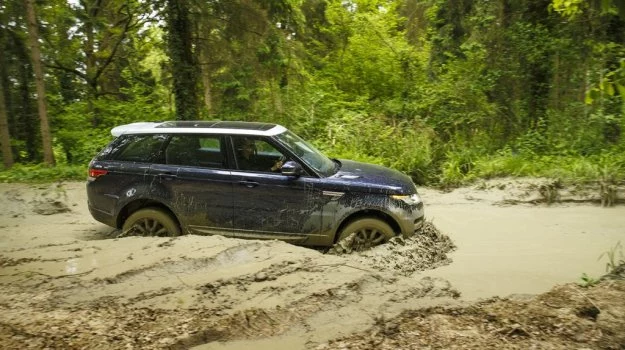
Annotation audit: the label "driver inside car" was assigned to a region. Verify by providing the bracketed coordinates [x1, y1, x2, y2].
[235, 137, 284, 172]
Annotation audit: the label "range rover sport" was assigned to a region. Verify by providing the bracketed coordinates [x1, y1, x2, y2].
[87, 121, 424, 250]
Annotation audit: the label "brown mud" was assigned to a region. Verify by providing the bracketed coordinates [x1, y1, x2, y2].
[0, 179, 624, 349]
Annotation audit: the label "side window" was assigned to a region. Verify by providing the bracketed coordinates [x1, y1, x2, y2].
[233, 136, 285, 173]
[110, 135, 167, 163]
[199, 138, 220, 151]
[166, 135, 225, 168]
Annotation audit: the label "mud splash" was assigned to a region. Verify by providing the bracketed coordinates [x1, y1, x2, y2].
[338, 222, 456, 276]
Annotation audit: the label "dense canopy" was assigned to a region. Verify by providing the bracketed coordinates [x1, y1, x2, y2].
[0, 0, 624, 184]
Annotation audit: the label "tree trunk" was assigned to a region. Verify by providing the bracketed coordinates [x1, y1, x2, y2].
[0, 25, 14, 168]
[0, 72, 13, 169]
[17, 52, 38, 162]
[84, 1, 98, 125]
[198, 32, 213, 116]
[197, 15, 212, 115]
[166, 0, 199, 120]
[25, 0, 55, 166]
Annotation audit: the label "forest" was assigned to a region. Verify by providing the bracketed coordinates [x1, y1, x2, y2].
[0, 0, 624, 185]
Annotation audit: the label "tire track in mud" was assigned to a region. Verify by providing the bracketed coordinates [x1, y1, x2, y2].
[3, 241, 82, 253]
[0, 231, 459, 349]
[60, 242, 279, 304]
[95, 242, 270, 285]
[164, 223, 460, 348]
[170, 274, 460, 349]
[0, 262, 459, 349]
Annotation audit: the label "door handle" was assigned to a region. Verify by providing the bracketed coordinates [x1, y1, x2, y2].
[239, 180, 259, 188]
[158, 172, 177, 180]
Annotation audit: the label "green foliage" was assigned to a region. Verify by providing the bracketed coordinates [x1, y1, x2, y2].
[550, 0, 625, 19]
[2, 0, 624, 186]
[580, 241, 625, 287]
[315, 111, 435, 184]
[53, 92, 172, 165]
[440, 148, 484, 186]
[0, 164, 86, 183]
[549, 0, 587, 18]
[598, 241, 624, 273]
[578, 273, 599, 288]
[439, 148, 625, 186]
[586, 58, 625, 105]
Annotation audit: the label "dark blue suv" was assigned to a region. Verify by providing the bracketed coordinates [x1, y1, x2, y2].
[87, 121, 424, 249]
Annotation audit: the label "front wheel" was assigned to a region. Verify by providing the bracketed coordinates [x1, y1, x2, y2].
[122, 207, 181, 237]
[337, 218, 394, 251]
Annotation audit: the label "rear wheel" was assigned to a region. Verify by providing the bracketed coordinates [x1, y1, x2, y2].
[122, 208, 181, 237]
[337, 218, 394, 251]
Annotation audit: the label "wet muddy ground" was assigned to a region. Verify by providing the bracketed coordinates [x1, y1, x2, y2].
[0, 179, 624, 349]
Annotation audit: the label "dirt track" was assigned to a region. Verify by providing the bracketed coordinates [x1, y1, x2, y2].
[0, 180, 624, 349]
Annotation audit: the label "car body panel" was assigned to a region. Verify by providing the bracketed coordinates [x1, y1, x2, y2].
[87, 160, 151, 225]
[333, 159, 417, 194]
[147, 164, 234, 232]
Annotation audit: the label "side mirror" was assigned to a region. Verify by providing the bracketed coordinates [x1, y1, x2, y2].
[281, 160, 302, 177]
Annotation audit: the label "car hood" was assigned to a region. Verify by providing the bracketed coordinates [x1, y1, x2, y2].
[328, 159, 417, 195]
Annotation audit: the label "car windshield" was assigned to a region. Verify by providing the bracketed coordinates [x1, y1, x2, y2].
[274, 130, 337, 176]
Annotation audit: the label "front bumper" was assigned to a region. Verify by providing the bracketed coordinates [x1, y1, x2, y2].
[394, 201, 425, 238]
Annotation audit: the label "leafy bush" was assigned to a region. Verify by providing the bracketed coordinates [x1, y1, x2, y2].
[439, 148, 625, 185]
[53, 94, 172, 165]
[314, 111, 435, 184]
[0, 164, 86, 183]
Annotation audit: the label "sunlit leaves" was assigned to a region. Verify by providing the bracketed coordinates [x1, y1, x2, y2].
[549, 0, 587, 19]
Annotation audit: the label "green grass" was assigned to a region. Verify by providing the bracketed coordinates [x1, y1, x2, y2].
[0, 164, 87, 183]
[440, 149, 625, 186]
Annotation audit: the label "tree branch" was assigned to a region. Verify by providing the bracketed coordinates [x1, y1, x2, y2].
[45, 61, 89, 82]
[202, 13, 265, 37]
[93, 10, 133, 82]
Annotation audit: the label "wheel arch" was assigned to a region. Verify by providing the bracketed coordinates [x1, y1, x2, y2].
[334, 209, 401, 243]
[116, 199, 181, 230]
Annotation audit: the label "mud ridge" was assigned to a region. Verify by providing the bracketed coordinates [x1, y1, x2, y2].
[331, 222, 457, 276]
[92, 242, 268, 286]
[317, 272, 625, 350]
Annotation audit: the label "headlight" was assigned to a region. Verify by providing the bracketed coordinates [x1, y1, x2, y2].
[390, 193, 422, 205]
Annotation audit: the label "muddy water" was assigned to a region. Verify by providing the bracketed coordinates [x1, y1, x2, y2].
[421, 188, 625, 300]
[2, 181, 625, 350]
[196, 184, 625, 350]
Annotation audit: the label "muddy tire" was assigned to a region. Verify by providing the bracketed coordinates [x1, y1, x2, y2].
[337, 218, 394, 251]
[122, 208, 181, 237]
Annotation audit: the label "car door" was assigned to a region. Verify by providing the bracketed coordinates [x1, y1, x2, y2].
[229, 135, 327, 241]
[149, 134, 234, 235]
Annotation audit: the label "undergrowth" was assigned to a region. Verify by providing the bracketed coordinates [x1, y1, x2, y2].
[0, 164, 86, 183]
[439, 149, 625, 186]
[1, 146, 624, 186]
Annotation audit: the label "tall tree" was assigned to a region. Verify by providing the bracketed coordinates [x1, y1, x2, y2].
[43, 0, 147, 125]
[165, 0, 198, 120]
[25, 0, 55, 166]
[0, 12, 14, 169]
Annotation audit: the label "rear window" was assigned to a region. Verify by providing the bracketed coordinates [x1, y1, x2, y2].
[165, 135, 225, 168]
[99, 135, 168, 163]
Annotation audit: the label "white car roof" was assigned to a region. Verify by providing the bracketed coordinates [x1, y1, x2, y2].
[111, 121, 287, 137]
